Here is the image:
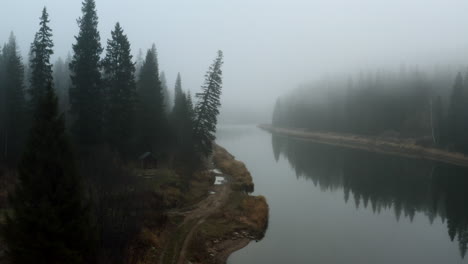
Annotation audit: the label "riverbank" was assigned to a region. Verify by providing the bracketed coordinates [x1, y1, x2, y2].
[201, 144, 268, 263]
[138, 144, 269, 264]
[260, 124, 468, 167]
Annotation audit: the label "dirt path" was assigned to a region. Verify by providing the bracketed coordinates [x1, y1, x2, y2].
[157, 144, 268, 264]
[159, 174, 232, 264]
[176, 181, 231, 264]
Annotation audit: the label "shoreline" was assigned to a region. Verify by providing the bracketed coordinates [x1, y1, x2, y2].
[202, 144, 269, 263]
[260, 124, 468, 167]
[153, 144, 269, 264]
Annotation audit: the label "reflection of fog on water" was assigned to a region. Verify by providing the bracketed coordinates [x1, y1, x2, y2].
[272, 134, 468, 258]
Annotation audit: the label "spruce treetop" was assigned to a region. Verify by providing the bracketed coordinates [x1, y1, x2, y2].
[103, 22, 134, 79]
[194, 50, 224, 156]
[72, 0, 102, 66]
[136, 44, 167, 152]
[175, 72, 183, 102]
[102, 22, 136, 154]
[69, 0, 104, 145]
[29, 7, 54, 108]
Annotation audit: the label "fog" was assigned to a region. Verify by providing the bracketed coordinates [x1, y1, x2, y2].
[5, 1, 468, 263]
[2, 0, 468, 123]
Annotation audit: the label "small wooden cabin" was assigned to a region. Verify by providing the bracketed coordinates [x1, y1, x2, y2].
[138, 152, 158, 169]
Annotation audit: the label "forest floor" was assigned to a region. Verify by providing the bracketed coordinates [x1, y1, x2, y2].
[144, 144, 269, 264]
[260, 124, 468, 167]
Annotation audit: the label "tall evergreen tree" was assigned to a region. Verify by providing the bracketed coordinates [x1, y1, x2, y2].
[160, 71, 171, 113]
[136, 45, 166, 152]
[53, 55, 72, 114]
[2, 33, 26, 163]
[193, 50, 224, 156]
[134, 48, 144, 77]
[272, 99, 282, 127]
[186, 91, 195, 123]
[4, 84, 96, 264]
[0, 45, 5, 162]
[181, 91, 195, 151]
[433, 96, 443, 145]
[170, 74, 195, 152]
[29, 7, 54, 110]
[447, 73, 468, 151]
[171, 73, 184, 126]
[172, 72, 184, 114]
[102, 22, 136, 155]
[69, 0, 103, 145]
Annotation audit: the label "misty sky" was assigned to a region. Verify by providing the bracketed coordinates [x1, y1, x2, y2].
[2, 0, 468, 118]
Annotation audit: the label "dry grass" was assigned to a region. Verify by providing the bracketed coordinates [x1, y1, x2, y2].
[129, 145, 269, 264]
[239, 195, 269, 231]
[182, 145, 270, 263]
[189, 192, 269, 262]
[210, 144, 268, 235]
[201, 192, 269, 236]
[0, 167, 17, 209]
[184, 170, 214, 204]
[125, 227, 161, 264]
[212, 145, 254, 192]
[126, 164, 215, 264]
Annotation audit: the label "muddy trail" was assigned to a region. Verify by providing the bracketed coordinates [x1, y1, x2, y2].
[159, 171, 232, 264]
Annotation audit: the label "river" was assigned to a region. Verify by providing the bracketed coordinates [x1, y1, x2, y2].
[216, 125, 468, 264]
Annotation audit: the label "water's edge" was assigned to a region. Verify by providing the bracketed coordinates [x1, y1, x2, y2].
[260, 124, 468, 167]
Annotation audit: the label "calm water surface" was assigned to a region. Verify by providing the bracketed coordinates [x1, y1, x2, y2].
[216, 125, 468, 264]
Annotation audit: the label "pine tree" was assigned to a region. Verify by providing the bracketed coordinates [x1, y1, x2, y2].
[171, 73, 184, 137]
[136, 45, 166, 152]
[193, 50, 224, 156]
[29, 7, 54, 110]
[0, 45, 5, 162]
[2, 33, 27, 163]
[447, 73, 468, 151]
[433, 96, 443, 145]
[160, 71, 171, 113]
[272, 99, 282, 127]
[102, 22, 136, 155]
[186, 91, 195, 123]
[172, 72, 184, 116]
[182, 91, 195, 150]
[69, 0, 103, 145]
[170, 74, 196, 152]
[3, 83, 96, 264]
[53, 55, 71, 114]
[135, 48, 144, 77]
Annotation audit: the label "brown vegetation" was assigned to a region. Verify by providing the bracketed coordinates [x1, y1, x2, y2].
[212, 145, 254, 192]
[132, 144, 270, 264]
[184, 145, 268, 264]
[125, 165, 215, 264]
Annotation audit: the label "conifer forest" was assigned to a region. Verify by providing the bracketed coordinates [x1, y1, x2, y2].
[2, 1, 468, 264]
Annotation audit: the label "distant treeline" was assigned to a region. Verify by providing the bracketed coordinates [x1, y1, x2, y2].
[272, 67, 468, 153]
[0, 0, 224, 263]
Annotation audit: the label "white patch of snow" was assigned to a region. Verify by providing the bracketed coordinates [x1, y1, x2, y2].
[212, 168, 222, 174]
[214, 176, 225, 185]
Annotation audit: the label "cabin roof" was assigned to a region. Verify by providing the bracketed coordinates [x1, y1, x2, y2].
[138, 152, 157, 160]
